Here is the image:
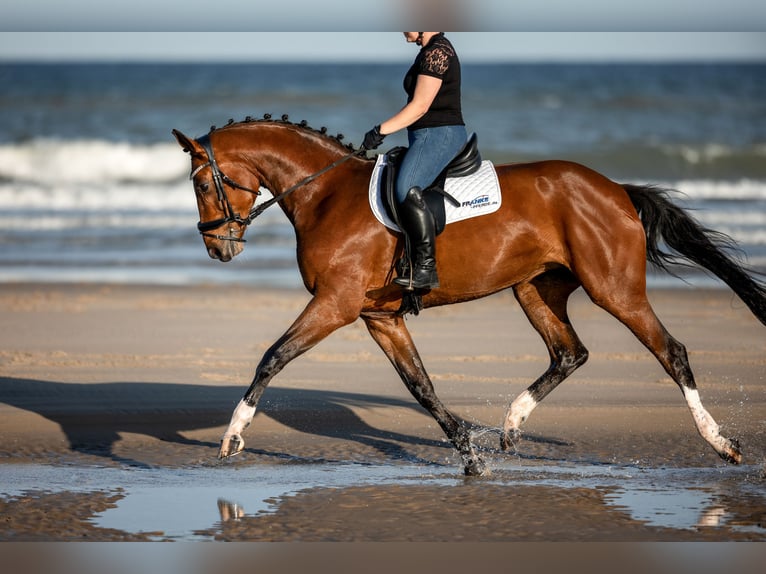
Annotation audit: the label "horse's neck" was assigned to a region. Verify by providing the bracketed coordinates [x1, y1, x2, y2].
[254, 134, 363, 222]
[223, 124, 370, 222]
[256, 132, 345, 193]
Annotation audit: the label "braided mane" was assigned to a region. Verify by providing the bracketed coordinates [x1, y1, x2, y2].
[208, 113, 360, 153]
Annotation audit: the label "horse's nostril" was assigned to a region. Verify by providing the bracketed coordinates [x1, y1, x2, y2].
[208, 246, 222, 260]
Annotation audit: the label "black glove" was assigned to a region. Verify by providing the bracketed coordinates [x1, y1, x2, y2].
[362, 125, 386, 150]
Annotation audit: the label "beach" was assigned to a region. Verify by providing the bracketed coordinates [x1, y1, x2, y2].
[0, 282, 764, 542]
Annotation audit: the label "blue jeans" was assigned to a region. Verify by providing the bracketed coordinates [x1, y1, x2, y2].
[395, 125, 467, 203]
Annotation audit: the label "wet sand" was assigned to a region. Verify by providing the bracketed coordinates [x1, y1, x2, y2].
[0, 283, 765, 542]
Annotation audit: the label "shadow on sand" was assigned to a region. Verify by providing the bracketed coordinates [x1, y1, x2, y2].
[0, 377, 452, 467]
[0, 377, 574, 468]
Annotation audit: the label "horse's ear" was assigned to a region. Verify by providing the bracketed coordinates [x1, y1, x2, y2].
[172, 129, 202, 156]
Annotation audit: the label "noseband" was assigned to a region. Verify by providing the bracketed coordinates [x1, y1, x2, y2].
[192, 133, 363, 243]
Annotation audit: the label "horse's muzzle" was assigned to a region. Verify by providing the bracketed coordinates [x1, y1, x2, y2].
[208, 246, 230, 262]
[206, 240, 241, 262]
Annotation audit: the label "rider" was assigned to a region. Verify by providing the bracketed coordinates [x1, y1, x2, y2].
[362, 32, 467, 291]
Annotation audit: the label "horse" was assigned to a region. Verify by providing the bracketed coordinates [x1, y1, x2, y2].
[172, 115, 766, 476]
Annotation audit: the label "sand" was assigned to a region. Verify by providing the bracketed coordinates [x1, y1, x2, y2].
[0, 282, 765, 543]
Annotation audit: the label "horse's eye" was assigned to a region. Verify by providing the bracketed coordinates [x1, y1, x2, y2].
[197, 182, 210, 194]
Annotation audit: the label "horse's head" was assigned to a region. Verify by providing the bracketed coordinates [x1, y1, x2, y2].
[173, 128, 261, 262]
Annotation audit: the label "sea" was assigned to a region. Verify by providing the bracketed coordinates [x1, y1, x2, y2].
[1, 62, 764, 288]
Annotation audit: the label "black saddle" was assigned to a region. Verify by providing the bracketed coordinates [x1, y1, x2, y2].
[382, 133, 482, 236]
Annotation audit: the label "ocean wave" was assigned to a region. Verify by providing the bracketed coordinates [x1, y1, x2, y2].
[659, 179, 766, 201]
[693, 209, 766, 226]
[3, 180, 763, 218]
[706, 228, 766, 246]
[662, 143, 766, 165]
[484, 141, 766, 181]
[0, 139, 189, 185]
[4, 137, 766, 188]
[0, 213, 196, 232]
[0, 180, 198, 212]
[0, 139, 763, 252]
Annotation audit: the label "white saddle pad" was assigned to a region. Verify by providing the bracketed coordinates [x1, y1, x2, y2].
[368, 154, 502, 232]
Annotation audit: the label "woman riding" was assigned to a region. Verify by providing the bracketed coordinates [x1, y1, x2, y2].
[362, 32, 467, 291]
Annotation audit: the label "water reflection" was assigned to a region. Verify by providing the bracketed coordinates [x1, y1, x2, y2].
[217, 499, 245, 522]
[0, 462, 763, 540]
[214, 464, 765, 534]
[94, 485, 289, 539]
[606, 488, 721, 529]
[697, 505, 727, 527]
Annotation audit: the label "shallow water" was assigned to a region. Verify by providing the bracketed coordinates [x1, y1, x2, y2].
[1, 461, 763, 540]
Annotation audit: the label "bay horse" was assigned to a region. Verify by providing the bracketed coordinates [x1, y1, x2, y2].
[173, 115, 766, 476]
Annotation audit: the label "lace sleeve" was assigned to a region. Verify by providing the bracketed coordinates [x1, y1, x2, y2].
[420, 45, 453, 77]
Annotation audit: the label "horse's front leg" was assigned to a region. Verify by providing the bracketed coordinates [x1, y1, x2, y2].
[219, 296, 358, 459]
[363, 314, 486, 476]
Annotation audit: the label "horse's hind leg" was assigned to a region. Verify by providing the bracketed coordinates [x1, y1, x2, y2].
[502, 272, 589, 450]
[589, 285, 742, 464]
[363, 314, 486, 476]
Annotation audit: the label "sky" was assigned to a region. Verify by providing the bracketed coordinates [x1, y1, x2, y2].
[2, 0, 766, 32]
[1, 32, 765, 63]
[0, 1, 765, 63]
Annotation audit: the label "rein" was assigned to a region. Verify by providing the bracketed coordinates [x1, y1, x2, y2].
[194, 133, 362, 242]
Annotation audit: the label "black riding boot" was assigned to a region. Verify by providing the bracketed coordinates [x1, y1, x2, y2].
[394, 186, 440, 290]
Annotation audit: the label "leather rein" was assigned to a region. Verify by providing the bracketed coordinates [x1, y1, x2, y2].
[193, 133, 362, 242]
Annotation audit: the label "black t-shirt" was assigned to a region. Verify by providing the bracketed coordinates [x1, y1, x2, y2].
[403, 33, 464, 130]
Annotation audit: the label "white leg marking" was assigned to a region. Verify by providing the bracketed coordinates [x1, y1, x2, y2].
[504, 390, 538, 433]
[224, 399, 256, 437]
[219, 399, 257, 458]
[684, 389, 730, 455]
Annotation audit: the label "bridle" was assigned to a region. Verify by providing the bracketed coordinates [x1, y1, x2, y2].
[192, 133, 361, 243]
[192, 134, 261, 242]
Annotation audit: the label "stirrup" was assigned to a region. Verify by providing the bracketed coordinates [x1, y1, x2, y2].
[393, 268, 439, 291]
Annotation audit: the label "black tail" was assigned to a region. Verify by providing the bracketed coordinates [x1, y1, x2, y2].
[624, 183, 766, 326]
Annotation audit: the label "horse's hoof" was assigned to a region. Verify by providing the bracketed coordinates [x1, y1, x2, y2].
[500, 429, 520, 452]
[219, 434, 245, 459]
[463, 456, 487, 477]
[719, 438, 742, 465]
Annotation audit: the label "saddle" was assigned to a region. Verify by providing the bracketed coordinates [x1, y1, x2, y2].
[382, 133, 482, 236]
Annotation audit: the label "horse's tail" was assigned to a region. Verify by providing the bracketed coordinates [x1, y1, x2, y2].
[623, 183, 766, 326]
